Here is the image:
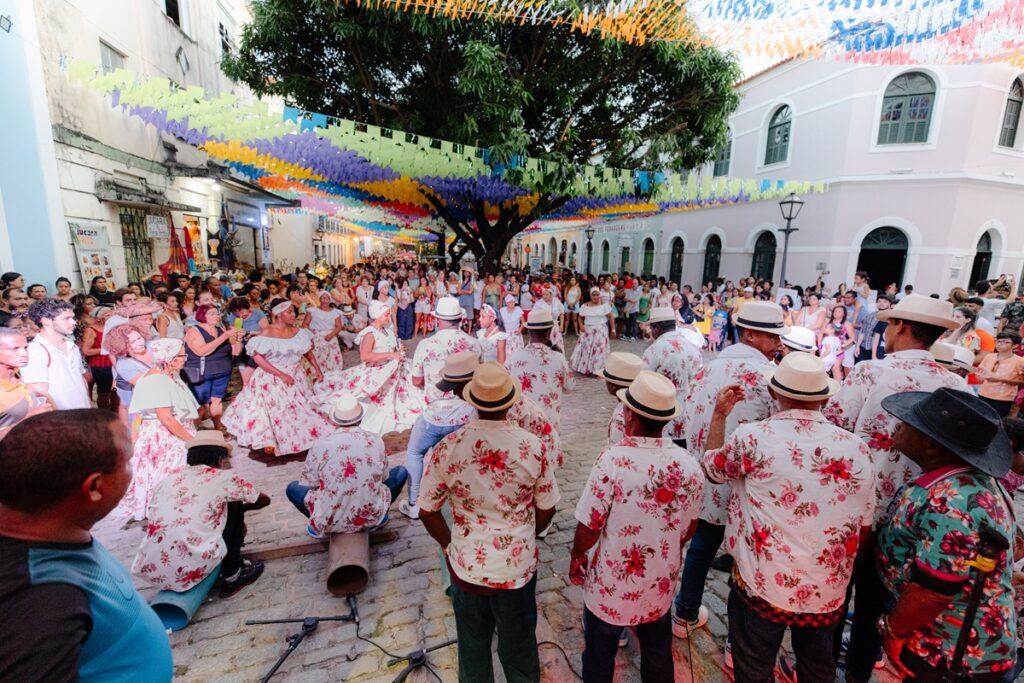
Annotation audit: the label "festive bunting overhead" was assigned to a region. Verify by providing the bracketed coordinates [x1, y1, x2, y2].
[66, 61, 824, 240]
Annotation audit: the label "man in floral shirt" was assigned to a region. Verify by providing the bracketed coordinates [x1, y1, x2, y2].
[702, 354, 875, 681]
[876, 388, 1017, 681]
[134, 430, 270, 596]
[642, 307, 703, 445]
[409, 296, 481, 406]
[674, 301, 788, 638]
[419, 362, 559, 683]
[571, 371, 703, 682]
[286, 394, 409, 537]
[507, 310, 574, 430]
[822, 294, 965, 682]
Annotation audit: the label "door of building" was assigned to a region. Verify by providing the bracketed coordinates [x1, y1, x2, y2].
[856, 227, 909, 289]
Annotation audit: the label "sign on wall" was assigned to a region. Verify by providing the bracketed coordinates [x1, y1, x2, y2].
[145, 214, 170, 239]
[69, 222, 116, 287]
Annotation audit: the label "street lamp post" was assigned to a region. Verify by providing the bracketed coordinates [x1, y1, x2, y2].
[777, 193, 804, 288]
[516, 236, 523, 268]
[584, 226, 596, 275]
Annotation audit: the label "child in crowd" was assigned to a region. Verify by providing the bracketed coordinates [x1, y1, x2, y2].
[414, 287, 432, 336]
[819, 324, 841, 375]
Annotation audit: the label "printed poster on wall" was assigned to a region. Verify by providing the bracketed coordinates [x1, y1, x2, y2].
[146, 214, 170, 239]
[68, 221, 116, 287]
[183, 214, 207, 269]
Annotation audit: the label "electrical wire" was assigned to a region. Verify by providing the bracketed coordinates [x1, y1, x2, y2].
[537, 641, 584, 681]
[354, 619, 404, 660]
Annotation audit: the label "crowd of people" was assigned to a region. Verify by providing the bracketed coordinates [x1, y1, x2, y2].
[0, 257, 1022, 683]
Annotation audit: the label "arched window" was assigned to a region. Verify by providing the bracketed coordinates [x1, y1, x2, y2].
[569, 242, 578, 269]
[642, 238, 655, 275]
[601, 241, 610, 272]
[751, 231, 777, 281]
[585, 241, 593, 273]
[702, 235, 721, 285]
[970, 231, 994, 286]
[1000, 78, 1023, 148]
[878, 72, 936, 145]
[764, 106, 791, 165]
[856, 227, 909, 288]
[713, 130, 732, 176]
[669, 237, 685, 285]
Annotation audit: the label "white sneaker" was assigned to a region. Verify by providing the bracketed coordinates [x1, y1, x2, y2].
[398, 500, 419, 519]
[671, 605, 709, 639]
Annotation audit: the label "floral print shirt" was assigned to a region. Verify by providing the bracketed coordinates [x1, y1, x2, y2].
[607, 403, 627, 446]
[410, 328, 481, 425]
[132, 466, 259, 591]
[419, 419, 560, 589]
[877, 465, 1017, 675]
[642, 330, 704, 439]
[507, 395, 562, 469]
[703, 410, 875, 614]
[300, 426, 392, 534]
[823, 350, 968, 524]
[574, 437, 703, 625]
[682, 343, 776, 525]
[508, 343, 574, 428]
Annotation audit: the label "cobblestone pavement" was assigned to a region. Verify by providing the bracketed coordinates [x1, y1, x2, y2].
[94, 334, 904, 682]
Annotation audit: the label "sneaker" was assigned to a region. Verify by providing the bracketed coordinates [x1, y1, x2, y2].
[671, 605, 709, 638]
[219, 560, 265, 597]
[398, 499, 419, 519]
[367, 514, 389, 533]
[307, 524, 324, 540]
[538, 520, 554, 538]
[710, 553, 734, 573]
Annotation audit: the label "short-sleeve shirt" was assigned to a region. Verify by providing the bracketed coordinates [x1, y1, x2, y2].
[300, 426, 392, 534]
[642, 330, 703, 439]
[22, 336, 90, 410]
[999, 299, 1024, 333]
[419, 419, 560, 589]
[877, 465, 1017, 675]
[823, 350, 969, 523]
[132, 466, 259, 591]
[507, 343, 574, 428]
[871, 320, 888, 359]
[410, 328, 481, 420]
[703, 410, 875, 616]
[0, 379, 32, 428]
[977, 353, 1024, 402]
[574, 437, 703, 625]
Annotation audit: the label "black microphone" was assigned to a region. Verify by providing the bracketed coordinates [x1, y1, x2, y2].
[347, 593, 359, 623]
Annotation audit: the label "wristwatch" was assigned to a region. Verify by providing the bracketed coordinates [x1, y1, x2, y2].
[877, 614, 902, 640]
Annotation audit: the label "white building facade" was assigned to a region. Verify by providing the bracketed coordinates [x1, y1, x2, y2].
[526, 60, 1024, 296]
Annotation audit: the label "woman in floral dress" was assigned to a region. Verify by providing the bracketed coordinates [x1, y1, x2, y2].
[499, 294, 525, 356]
[476, 304, 508, 365]
[571, 288, 616, 376]
[315, 301, 423, 434]
[222, 301, 332, 456]
[304, 292, 345, 372]
[120, 338, 198, 520]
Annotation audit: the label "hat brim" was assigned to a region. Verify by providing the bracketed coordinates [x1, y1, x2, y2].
[435, 310, 464, 321]
[616, 388, 681, 421]
[880, 392, 1013, 477]
[765, 371, 840, 401]
[328, 404, 364, 426]
[186, 436, 230, 450]
[647, 315, 676, 325]
[462, 380, 521, 412]
[876, 309, 959, 330]
[600, 369, 635, 386]
[524, 321, 554, 330]
[781, 339, 816, 353]
[735, 318, 790, 336]
[436, 373, 474, 393]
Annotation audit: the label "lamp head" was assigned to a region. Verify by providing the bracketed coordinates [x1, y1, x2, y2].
[585, 226, 596, 240]
[779, 193, 804, 221]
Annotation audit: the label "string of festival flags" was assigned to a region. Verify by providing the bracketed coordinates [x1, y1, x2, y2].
[66, 60, 826, 242]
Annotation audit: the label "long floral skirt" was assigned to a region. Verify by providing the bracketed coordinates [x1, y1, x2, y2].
[119, 419, 194, 521]
[570, 325, 610, 375]
[310, 333, 345, 373]
[223, 367, 333, 455]
[505, 330, 524, 359]
[549, 325, 564, 353]
[315, 359, 424, 435]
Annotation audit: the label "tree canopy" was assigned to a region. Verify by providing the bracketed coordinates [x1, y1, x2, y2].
[223, 0, 742, 270]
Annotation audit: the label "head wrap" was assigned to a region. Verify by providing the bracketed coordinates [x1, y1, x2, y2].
[590, 287, 601, 296]
[148, 338, 183, 364]
[504, 294, 515, 304]
[481, 304, 497, 318]
[369, 301, 389, 321]
[271, 301, 293, 316]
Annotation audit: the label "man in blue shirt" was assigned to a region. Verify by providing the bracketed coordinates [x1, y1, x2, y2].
[0, 409, 173, 683]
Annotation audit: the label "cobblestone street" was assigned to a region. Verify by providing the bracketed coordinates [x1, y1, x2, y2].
[93, 335, 900, 683]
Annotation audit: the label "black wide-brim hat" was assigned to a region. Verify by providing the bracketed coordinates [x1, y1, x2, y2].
[881, 388, 1012, 477]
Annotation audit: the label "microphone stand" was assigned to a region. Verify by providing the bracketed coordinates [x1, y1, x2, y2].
[387, 637, 458, 682]
[246, 594, 360, 683]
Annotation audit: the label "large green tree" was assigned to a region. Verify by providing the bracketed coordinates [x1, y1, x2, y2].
[223, 0, 741, 270]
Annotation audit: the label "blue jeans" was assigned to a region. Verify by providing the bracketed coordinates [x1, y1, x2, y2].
[450, 573, 540, 683]
[582, 608, 673, 683]
[286, 467, 409, 524]
[405, 417, 463, 506]
[674, 520, 725, 621]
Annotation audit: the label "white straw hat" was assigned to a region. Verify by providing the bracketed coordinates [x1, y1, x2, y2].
[327, 393, 364, 426]
[647, 306, 676, 324]
[462, 362, 522, 412]
[616, 370, 681, 421]
[601, 352, 643, 387]
[931, 341, 976, 372]
[525, 309, 554, 330]
[781, 325, 817, 353]
[434, 296, 464, 321]
[735, 301, 790, 336]
[765, 353, 839, 401]
[876, 294, 958, 330]
[436, 351, 481, 392]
